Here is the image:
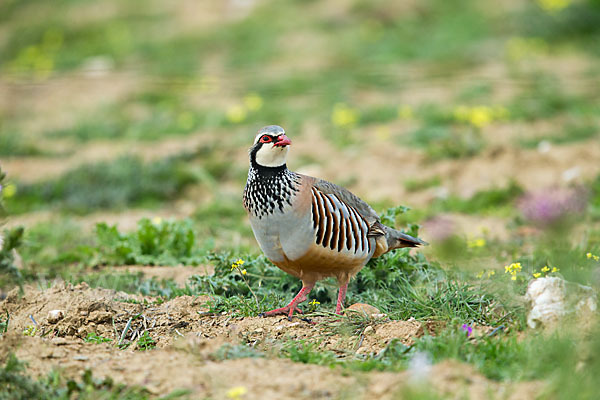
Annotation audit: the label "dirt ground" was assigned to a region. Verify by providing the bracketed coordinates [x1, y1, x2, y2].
[0, 282, 541, 399]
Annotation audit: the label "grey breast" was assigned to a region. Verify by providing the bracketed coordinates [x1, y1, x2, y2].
[250, 193, 314, 263]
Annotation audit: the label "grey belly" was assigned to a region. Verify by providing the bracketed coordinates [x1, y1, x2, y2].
[250, 210, 314, 263]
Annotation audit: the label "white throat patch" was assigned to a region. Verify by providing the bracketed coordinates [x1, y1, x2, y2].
[255, 144, 289, 167]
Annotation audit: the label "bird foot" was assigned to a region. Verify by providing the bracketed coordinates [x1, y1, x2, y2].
[259, 304, 303, 320]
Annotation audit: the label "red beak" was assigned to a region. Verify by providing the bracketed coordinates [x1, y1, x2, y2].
[274, 134, 292, 147]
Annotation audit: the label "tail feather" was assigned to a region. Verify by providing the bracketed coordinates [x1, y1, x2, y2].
[387, 228, 428, 249]
[370, 221, 427, 258]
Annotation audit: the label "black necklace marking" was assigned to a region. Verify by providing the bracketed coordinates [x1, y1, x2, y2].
[243, 163, 300, 219]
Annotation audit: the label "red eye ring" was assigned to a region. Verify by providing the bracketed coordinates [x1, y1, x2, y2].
[259, 135, 272, 143]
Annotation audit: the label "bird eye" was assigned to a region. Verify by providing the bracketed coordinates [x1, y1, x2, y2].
[259, 135, 272, 143]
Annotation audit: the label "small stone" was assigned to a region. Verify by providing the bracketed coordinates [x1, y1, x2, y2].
[526, 277, 597, 329]
[363, 325, 374, 334]
[253, 328, 264, 334]
[73, 355, 89, 361]
[47, 310, 65, 324]
[346, 303, 381, 318]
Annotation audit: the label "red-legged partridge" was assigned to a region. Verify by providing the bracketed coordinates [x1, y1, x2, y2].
[243, 125, 426, 319]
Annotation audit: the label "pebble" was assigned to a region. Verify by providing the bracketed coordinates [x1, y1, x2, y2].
[47, 310, 65, 324]
[363, 325, 374, 335]
[346, 303, 382, 318]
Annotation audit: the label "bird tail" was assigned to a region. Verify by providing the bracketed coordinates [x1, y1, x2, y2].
[386, 227, 428, 250]
[370, 222, 427, 258]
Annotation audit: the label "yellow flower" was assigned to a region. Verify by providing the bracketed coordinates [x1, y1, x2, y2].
[331, 103, 358, 129]
[241, 269, 247, 275]
[536, 0, 571, 13]
[226, 105, 247, 124]
[226, 386, 248, 399]
[231, 259, 244, 271]
[398, 105, 414, 120]
[511, 275, 517, 281]
[453, 105, 498, 128]
[309, 299, 320, 306]
[512, 262, 522, 272]
[487, 270, 495, 277]
[2, 183, 16, 199]
[151, 217, 163, 225]
[505, 262, 522, 278]
[551, 267, 559, 273]
[467, 238, 486, 248]
[587, 253, 600, 261]
[468, 106, 493, 128]
[541, 266, 550, 273]
[533, 272, 541, 278]
[476, 271, 484, 279]
[243, 93, 263, 112]
[587, 252, 593, 259]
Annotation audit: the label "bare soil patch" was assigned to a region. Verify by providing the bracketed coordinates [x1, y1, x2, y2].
[0, 283, 542, 398]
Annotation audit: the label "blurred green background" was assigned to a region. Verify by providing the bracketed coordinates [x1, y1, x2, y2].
[2, 0, 600, 258]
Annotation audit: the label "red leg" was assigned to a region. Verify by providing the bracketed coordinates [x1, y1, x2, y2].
[335, 283, 348, 315]
[260, 283, 315, 320]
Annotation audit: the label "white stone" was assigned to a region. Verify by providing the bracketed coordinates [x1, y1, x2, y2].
[526, 277, 597, 329]
[47, 309, 65, 324]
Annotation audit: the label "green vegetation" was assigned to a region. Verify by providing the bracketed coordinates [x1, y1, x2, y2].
[94, 218, 207, 266]
[7, 155, 198, 214]
[518, 121, 599, 148]
[436, 181, 524, 215]
[84, 332, 112, 344]
[0, 354, 188, 399]
[213, 343, 264, 361]
[409, 125, 485, 159]
[0, 133, 46, 157]
[71, 271, 195, 300]
[136, 331, 156, 351]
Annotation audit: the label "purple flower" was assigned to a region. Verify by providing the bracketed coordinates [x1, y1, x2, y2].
[518, 187, 587, 227]
[461, 324, 473, 337]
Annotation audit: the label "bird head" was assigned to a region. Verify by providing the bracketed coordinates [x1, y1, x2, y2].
[249, 125, 292, 168]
